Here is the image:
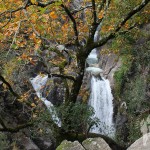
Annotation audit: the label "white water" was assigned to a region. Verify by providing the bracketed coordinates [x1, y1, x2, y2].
[89, 76, 115, 136]
[30, 75, 61, 127]
[87, 46, 115, 137]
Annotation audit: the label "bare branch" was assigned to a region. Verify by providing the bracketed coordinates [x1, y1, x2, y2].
[0, 75, 19, 98]
[0, 0, 30, 28]
[6, 21, 21, 56]
[0, 0, 56, 28]
[115, 0, 150, 32]
[92, 0, 97, 24]
[92, 0, 150, 49]
[23, 9, 50, 44]
[61, 4, 79, 46]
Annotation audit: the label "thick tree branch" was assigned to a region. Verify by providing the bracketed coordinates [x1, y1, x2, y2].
[47, 73, 76, 82]
[61, 4, 79, 46]
[115, 0, 150, 32]
[92, 0, 97, 24]
[6, 21, 21, 56]
[93, 0, 150, 49]
[0, 117, 33, 132]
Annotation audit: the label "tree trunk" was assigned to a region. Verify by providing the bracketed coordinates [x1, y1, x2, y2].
[69, 72, 84, 103]
[69, 49, 87, 103]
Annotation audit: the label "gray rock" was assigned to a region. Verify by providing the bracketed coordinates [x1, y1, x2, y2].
[127, 133, 150, 150]
[33, 137, 55, 150]
[56, 140, 85, 150]
[82, 137, 112, 150]
[19, 137, 40, 150]
[99, 53, 122, 88]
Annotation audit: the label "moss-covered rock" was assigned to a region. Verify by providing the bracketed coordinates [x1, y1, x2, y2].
[56, 140, 85, 150]
[82, 138, 112, 150]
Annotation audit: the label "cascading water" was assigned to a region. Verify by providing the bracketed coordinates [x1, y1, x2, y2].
[30, 75, 61, 127]
[89, 76, 115, 136]
[87, 53, 115, 137]
[86, 42, 115, 137]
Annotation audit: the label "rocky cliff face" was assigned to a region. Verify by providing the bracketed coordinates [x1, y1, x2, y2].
[97, 22, 150, 146]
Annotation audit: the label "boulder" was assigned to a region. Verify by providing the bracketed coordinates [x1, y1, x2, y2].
[19, 137, 40, 150]
[86, 67, 103, 77]
[56, 140, 85, 150]
[127, 133, 150, 150]
[33, 137, 55, 150]
[82, 137, 112, 150]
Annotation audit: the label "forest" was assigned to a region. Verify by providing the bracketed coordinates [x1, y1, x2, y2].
[0, 0, 150, 150]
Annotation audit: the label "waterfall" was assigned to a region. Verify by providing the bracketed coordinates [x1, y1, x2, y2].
[86, 47, 115, 137]
[30, 75, 61, 127]
[89, 76, 115, 136]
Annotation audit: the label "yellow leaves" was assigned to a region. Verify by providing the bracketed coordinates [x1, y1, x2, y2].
[49, 11, 58, 19]
[18, 92, 29, 103]
[31, 103, 36, 107]
[30, 0, 38, 5]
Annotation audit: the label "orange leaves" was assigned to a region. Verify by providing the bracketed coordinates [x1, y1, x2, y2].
[16, 40, 26, 48]
[30, 13, 38, 24]
[98, 10, 104, 19]
[61, 24, 68, 31]
[21, 53, 28, 60]
[29, 33, 41, 50]
[49, 11, 58, 19]
[19, 53, 36, 65]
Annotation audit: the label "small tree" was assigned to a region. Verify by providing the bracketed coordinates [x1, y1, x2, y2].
[56, 102, 99, 136]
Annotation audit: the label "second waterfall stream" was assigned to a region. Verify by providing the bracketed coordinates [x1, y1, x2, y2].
[86, 49, 115, 137]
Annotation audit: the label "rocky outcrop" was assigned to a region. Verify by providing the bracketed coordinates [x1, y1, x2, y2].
[56, 137, 112, 150]
[56, 140, 85, 150]
[99, 54, 121, 88]
[127, 133, 150, 150]
[82, 138, 112, 150]
[18, 137, 40, 150]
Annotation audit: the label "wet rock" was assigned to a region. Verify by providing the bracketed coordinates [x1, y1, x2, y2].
[99, 54, 122, 88]
[82, 137, 112, 150]
[86, 67, 103, 77]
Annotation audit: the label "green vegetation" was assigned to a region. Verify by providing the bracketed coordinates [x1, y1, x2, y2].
[114, 55, 132, 98]
[56, 102, 99, 135]
[0, 132, 9, 150]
